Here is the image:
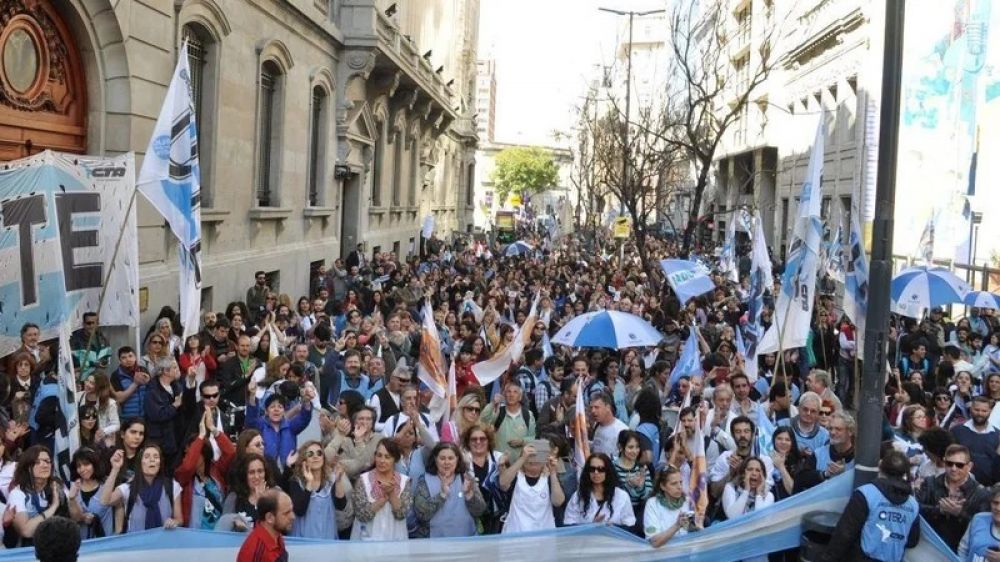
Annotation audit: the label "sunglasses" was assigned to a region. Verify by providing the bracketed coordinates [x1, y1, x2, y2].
[469, 436, 488, 443]
[303, 450, 324, 458]
[935, 396, 952, 402]
[819, 410, 832, 416]
[945, 460, 968, 469]
[464, 406, 481, 413]
[202, 393, 219, 400]
[82, 414, 97, 420]
[586, 465, 607, 473]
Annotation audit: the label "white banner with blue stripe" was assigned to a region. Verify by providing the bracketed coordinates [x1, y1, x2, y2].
[0, 471, 957, 562]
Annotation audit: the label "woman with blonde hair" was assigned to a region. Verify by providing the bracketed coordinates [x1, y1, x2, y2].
[152, 317, 182, 357]
[451, 393, 485, 439]
[286, 440, 353, 539]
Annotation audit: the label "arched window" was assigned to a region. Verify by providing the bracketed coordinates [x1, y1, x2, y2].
[307, 85, 328, 206]
[181, 23, 218, 205]
[256, 60, 283, 207]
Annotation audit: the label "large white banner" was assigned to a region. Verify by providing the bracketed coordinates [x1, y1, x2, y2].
[0, 151, 138, 355]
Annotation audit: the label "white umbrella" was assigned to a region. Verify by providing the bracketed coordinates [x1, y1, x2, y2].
[963, 290, 1000, 310]
[550, 310, 662, 349]
[890, 266, 971, 318]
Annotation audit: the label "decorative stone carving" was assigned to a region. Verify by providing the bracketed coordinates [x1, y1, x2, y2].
[346, 50, 378, 80]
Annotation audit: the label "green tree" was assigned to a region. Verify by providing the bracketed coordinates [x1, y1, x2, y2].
[491, 146, 559, 203]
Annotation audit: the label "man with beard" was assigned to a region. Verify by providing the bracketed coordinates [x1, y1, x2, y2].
[951, 396, 1000, 486]
[218, 335, 258, 429]
[237, 491, 293, 562]
[813, 411, 856, 481]
[290, 343, 319, 388]
[208, 318, 235, 364]
[708, 416, 773, 499]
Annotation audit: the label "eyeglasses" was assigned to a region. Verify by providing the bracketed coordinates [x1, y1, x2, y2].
[819, 410, 832, 416]
[464, 406, 481, 413]
[82, 414, 97, 421]
[586, 465, 607, 473]
[469, 436, 488, 443]
[945, 460, 968, 469]
[304, 449, 323, 458]
[202, 393, 219, 400]
[935, 395, 951, 401]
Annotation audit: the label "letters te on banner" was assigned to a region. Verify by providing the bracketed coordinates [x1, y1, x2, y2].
[0, 150, 139, 355]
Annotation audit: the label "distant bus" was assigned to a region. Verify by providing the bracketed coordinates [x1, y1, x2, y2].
[495, 210, 516, 244]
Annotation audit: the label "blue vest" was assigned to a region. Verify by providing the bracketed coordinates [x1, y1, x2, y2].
[858, 484, 918, 562]
[813, 445, 855, 473]
[964, 512, 1000, 562]
[29, 381, 59, 431]
[290, 479, 338, 540]
[423, 474, 476, 537]
[115, 370, 146, 419]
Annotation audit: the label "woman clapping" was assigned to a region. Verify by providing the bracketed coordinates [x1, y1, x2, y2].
[286, 440, 352, 540]
[351, 438, 413, 541]
[413, 442, 486, 537]
[100, 446, 182, 533]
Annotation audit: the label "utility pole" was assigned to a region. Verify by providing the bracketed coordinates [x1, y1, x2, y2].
[598, 7, 665, 217]
[856, 0, 905, 487]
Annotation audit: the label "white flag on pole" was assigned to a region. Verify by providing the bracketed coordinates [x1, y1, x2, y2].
[758, 120, 826, 355]
[138, 43, 202, 340]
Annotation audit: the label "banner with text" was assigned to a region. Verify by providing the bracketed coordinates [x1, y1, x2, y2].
[660, 259, 716, 305]
[0, 151, 138, 355]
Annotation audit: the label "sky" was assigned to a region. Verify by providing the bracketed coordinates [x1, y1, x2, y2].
[478, 0, 667, 147]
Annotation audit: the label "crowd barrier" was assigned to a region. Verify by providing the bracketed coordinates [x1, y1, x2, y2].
[0, 470, 958, 561]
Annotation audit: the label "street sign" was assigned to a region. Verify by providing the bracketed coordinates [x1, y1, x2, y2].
[613, 217, 631, 239]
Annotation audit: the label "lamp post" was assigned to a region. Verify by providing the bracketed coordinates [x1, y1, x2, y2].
[856, 0, 905, 488]
[598, 7, 665, 217]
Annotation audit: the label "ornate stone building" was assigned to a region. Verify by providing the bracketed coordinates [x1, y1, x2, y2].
[0, 0, 478, 329]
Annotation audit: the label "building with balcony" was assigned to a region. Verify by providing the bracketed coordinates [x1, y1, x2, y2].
[476, 59, 497, 143]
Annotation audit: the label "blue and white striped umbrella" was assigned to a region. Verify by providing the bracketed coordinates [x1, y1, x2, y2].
[963, 290, 1000, 310]
[551, 310, 662, 349]
[503, 241, 533, 257]
[890, 266, 972, 318]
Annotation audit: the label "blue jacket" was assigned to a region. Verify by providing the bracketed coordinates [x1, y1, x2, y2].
[245, 402, 313, 469]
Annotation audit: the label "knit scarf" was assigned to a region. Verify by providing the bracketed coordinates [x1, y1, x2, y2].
[139, 478, 165, 529]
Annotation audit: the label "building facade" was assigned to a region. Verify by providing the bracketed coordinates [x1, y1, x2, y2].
[475, 59, 496, 143]
[0, 0, 478, 331]
[704, 0, 876, 256]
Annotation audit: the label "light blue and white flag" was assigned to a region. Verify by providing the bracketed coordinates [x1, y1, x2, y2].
[844, 207, 869, 356]
[743, 212, 772, 383]
[822, 223, 845, 284]
[719, 213, 738, 283]
[758, 120, 825, 355]
[669, 325, 701, 388]
[138, 43, 201, 340]
[661, 259, 716, 305]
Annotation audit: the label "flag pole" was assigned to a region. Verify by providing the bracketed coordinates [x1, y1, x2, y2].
[79, 186, 139, 377]
[856, 0, 905, 488]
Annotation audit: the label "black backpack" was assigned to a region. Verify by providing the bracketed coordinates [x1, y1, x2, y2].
[493, 405, 532, 431]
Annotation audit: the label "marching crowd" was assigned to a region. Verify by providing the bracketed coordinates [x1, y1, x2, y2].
[1, 226, 1000, 562]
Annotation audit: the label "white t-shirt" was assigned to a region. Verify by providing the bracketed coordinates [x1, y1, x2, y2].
[643, 496, 691, 539]
[592, 419, 629, 457]
[708, 451, 775, 485]
[563, 487, 635, 526]
[8, 484, 68, 517]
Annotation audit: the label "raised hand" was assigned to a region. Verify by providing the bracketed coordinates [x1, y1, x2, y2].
[110, 449, 124, 470]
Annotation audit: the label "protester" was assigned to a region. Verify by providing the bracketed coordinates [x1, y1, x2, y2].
[917, 444, 991, 551]
[8, 446, 75, 546]
[821, 450, 920, 562]
[564, 452, 635, 528]
[100, 446, 182, 533]
[222, 452, 278, 531]
[462, 423, 504, 534]
[499, 443, 564, 533]
[351, 438, 412, 540]
[286, 440, 352, 539]
[957, 485, 1000, 561]
[481, 380, 535, 462]
[70, 447, 114, 538]
[236, 490, 292, 562]
[174, 410, 236, 529]
[413, 442, 487, 537]
[645, 466, 702, 547]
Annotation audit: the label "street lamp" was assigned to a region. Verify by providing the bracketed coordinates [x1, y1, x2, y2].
[598, 7, 666, 216]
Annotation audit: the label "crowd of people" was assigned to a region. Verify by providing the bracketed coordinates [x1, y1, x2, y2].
[0, 225, 999, 562]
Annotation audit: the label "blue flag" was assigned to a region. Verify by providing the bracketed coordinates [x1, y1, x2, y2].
[844, 208, 869, 356]
[669, 326, 701, 388]
[661, 259, 716, 305]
